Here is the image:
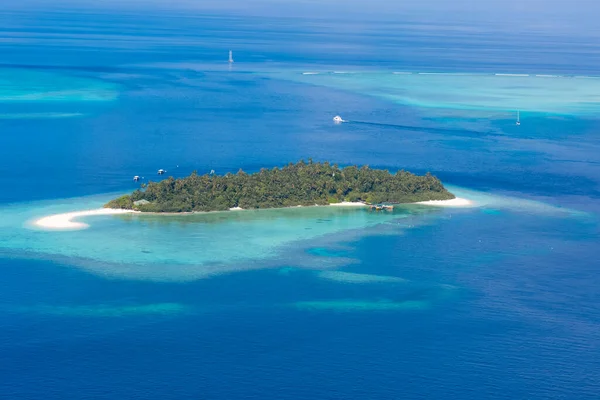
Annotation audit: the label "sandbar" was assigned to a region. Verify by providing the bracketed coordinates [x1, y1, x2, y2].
[416, 197, 473, 207]
[33, 208, 138, 230]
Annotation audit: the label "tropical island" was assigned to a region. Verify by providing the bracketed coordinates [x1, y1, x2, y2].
[104, 160, 455, 213]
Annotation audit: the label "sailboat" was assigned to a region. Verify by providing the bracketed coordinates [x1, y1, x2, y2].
[516, 110, 521, 126]
[228, 50, 234, 63]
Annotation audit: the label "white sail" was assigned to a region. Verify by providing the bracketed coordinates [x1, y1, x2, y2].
[228, 50, 233, 63]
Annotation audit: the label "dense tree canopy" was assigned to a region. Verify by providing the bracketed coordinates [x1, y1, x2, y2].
[105, 161, 454, 212]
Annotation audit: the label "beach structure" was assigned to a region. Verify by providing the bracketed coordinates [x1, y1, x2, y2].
[228, 50, 234, 63]
[333, 115, 344, 123]
[158, 169, 166, 175]
[369, 204, 394, 211]
[133, 175, 140, 182]
[516, 110, 521, 126]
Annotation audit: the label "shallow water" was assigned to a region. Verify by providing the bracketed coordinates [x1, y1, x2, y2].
[275, 71, 600, 114]
[1, 4, 600, 399]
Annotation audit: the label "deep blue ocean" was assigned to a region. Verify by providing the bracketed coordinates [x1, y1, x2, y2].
[1, 3, 600, 399]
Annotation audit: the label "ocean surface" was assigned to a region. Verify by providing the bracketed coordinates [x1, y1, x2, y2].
[1, 3, 600, 399]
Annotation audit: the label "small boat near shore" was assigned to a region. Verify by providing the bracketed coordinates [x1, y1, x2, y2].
[158, 169, 166, 175]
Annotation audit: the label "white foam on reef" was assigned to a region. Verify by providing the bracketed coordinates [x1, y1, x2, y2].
[229, 206, 244, 211]
[416, 197, 474, 207]
[33, 208, 138, 230]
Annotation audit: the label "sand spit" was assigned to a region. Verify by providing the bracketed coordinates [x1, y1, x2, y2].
[33, 208, 138, 230]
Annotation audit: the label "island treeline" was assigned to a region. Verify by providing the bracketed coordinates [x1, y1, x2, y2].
[105, 161, 455, 212]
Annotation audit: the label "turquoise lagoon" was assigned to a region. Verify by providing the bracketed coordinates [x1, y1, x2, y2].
[1, 194, 430, 281]
[0, 185, 582, 282]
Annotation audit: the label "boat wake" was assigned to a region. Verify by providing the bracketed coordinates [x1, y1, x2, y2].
[346, 120, 493, 137]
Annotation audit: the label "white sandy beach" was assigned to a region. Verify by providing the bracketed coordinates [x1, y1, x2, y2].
[33, 208, 138, 230]
[331, 198, 474, 207]
[416, 197, 473, 207]
[329, 202, 367, 207]
[32, 197, 473, 231]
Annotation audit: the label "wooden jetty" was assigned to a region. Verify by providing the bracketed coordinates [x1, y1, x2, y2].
[369, 204, 394, 211]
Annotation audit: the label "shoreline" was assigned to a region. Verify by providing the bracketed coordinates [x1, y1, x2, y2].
[31, 198, 472, 231]
[326, 201, 367, 207]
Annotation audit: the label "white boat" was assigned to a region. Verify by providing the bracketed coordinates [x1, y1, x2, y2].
[228, 50, 233, 63]
[333, 115, 344, 123]
[516, 111, 521, 126]
[158, 169, 166, 175]
[133, 175, 140, 182]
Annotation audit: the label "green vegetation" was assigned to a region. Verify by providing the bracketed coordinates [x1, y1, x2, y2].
[104, 160, 454, 212]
